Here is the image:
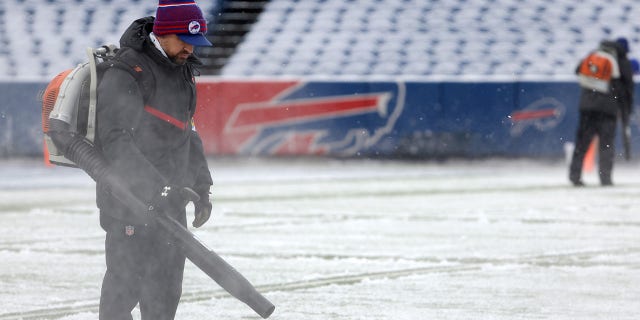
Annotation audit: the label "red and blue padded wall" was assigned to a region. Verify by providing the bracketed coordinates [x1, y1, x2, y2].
[2, 79, 636, 159]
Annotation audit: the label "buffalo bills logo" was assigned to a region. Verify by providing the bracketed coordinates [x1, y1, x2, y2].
[509, 97, 565, 137]
[188, 21, 201, 34]
[221, 82, 406, 156]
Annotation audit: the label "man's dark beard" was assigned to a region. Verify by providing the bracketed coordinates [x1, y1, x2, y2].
[170, 56, 187, 65]
[169, 51, 190, 65]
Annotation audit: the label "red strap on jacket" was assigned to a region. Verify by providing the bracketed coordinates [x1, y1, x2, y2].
[144, 105, 186, 130]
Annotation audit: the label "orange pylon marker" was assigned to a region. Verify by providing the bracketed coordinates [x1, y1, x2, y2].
[583, 136, 598, 172]
[43, 140, 53, 167]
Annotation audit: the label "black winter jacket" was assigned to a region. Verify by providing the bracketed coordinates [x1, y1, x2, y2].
[95, 17, 212, 227]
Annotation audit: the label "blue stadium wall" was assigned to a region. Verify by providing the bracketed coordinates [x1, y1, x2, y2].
[1, 80, 638, 159]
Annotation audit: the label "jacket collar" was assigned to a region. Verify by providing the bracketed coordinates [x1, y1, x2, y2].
[120, 16, 203, 68]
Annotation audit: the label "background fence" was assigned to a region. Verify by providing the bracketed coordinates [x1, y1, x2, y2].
[2, 79, 639, 159]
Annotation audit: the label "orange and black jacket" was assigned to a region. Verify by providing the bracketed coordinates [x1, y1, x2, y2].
[576, 40, 634, 117]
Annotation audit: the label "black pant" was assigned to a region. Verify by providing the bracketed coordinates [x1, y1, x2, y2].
[99, 215, 186, 320]
[569, 111, 617, 184]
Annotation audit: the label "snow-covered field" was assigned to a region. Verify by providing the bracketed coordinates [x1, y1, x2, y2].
[1, 157, 639, 320]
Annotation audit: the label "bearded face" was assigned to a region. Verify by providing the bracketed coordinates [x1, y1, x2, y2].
[157, 34, 194, 65]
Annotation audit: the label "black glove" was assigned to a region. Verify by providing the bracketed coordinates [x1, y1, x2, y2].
[192, 187, 212, 228]
[149, 185, 200, 215]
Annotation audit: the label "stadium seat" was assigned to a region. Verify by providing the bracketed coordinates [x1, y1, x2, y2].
[0, 0, 215, 80]
[218, 0, 640, 78]
[0, 0, 639, 79]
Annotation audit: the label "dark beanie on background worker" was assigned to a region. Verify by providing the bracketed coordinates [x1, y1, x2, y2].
[152, 0, 213, 47]
[616, 37, 629, 54]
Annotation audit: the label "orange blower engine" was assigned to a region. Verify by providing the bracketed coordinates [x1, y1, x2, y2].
[41, 45, 117, 168]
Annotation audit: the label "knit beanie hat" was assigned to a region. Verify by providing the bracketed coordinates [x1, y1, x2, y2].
[616, 37, 629, 54]
[153, 0, 213, 47]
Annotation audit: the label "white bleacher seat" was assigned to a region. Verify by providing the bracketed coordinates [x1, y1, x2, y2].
[0, 0, 216, 80]
[3, 0, 640, 79]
